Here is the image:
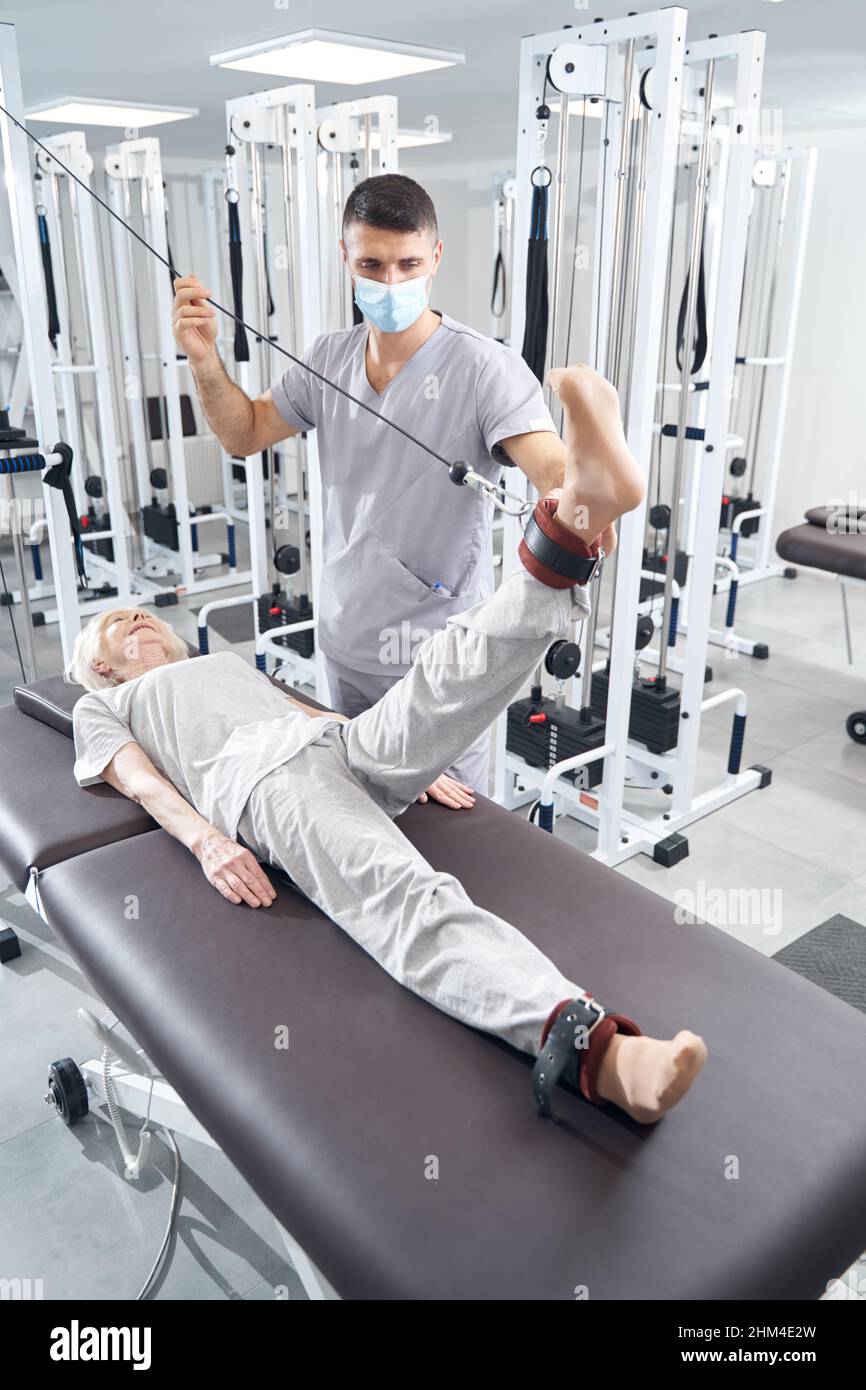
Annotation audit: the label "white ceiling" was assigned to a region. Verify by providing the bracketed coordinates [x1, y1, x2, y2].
[6, 0, 865, 165]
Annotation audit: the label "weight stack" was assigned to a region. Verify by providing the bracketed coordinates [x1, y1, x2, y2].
[640, 547, 689, 603]
[142, 502, 179, 552]
[80, 509, 114, 562]
[590, 669, 680, 754]
[257, 590, 315, 659]
[506, 697, 605, 789]
[720, 494, 761, 538]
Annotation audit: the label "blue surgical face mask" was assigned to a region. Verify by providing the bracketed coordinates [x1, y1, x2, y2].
[352, 259, 435, 333]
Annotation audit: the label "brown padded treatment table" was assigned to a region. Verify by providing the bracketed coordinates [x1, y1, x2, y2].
[3, 671, 866, 1300]
[776, 505, 866, 579]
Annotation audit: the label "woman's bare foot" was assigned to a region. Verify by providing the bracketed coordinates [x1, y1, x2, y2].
[546, 364, 646, 544]
[595, 1029, 708, 1124]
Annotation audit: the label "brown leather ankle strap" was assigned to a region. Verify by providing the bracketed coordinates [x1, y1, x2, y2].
[518, 497, 601, 588]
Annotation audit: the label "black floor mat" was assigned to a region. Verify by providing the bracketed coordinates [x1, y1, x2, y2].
[773, 914, 866, 1014]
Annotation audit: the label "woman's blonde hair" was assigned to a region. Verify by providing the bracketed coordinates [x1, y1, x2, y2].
[63, 609, 190, 691]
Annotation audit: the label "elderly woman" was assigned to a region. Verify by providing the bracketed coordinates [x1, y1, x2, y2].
[67, 366, 706, 1125]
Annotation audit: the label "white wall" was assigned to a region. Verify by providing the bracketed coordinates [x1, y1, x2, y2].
[400, 152, 510, 337]
[773, 128, 866, 533]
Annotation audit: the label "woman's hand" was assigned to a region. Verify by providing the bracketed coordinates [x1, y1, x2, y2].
[172, 275, 219, 364]
[417, 774, 476, 810]
[194, 828, 276, 908]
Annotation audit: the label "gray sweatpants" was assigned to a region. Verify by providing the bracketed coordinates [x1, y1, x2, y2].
[236, 568, 591, 1057]
[322, 653, 492, 795]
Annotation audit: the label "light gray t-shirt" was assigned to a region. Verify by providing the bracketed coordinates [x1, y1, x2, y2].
[270, 311, 556, 676]
[72, 651, 342, 841]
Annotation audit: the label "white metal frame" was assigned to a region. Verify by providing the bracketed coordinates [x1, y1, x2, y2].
[495, 8, 688, 864]
[32, 131, 146, 613]
[200, 165, 246, 521]
[496, 21, 773, 867]
[103, 137, 251, 598]
[0, 20, 81, 665]
[214, 83, 324, 693]
[715, 144, 818, 590]
[201, 90, 401, 697]
[653, 32, 767, 827]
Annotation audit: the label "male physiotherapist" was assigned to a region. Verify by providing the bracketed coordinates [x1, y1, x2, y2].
[172, 174, 566, 806]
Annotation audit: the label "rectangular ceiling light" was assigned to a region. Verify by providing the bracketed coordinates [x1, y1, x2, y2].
[356, 128, 453, 150]
[396, 128, 452, 148]
[210, 29, 465, 86]
[25, 97, 198, 128]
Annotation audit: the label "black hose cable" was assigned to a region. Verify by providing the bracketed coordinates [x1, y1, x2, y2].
[262, 229, 276, 319]
[675, 246, 707, 374]
[0, 102, 461, 476]
[37, 209, 61, 348]
[490, 243, 506, 318]
[675, 166, 708, 376]
[165, 230, 177, 300]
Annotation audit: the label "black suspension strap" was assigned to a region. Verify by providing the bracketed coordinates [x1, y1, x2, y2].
[490, 190, 506, 320]
[36, 204, 61, 348]
[675, 247, 707, 374]
[226, 195, 249, 362]
[490, 243, 506, 319]
[675, 170, 708, 375]
[521, 97, 553, 385]
[225, 144, 250, 364]
[520, 171, 550, 384]
[262, 229, 276, 319]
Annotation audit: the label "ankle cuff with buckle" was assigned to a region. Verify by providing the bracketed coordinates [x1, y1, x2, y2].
[518, 497, 602, 589]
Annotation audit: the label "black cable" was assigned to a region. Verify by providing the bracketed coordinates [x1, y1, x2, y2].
[262, 229, 276, 319]
[490, 234, 506, 319]
[227, 198, 250, 363]
[675, 159, 708, 375]
[37, 209, 61, 348]
[0, 100, 457, 477]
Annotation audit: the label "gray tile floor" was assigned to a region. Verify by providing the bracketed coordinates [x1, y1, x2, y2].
[1, 527, 864, 1300]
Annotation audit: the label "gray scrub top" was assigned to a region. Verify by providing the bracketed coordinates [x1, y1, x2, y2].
[270, 310, 557, 676]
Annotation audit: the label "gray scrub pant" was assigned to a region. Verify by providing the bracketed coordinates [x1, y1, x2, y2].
[323, 653, 491, 794]
[236, 568, 590, 1057]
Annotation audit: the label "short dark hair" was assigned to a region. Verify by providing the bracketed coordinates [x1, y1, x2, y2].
[342, 173, 438, 241]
